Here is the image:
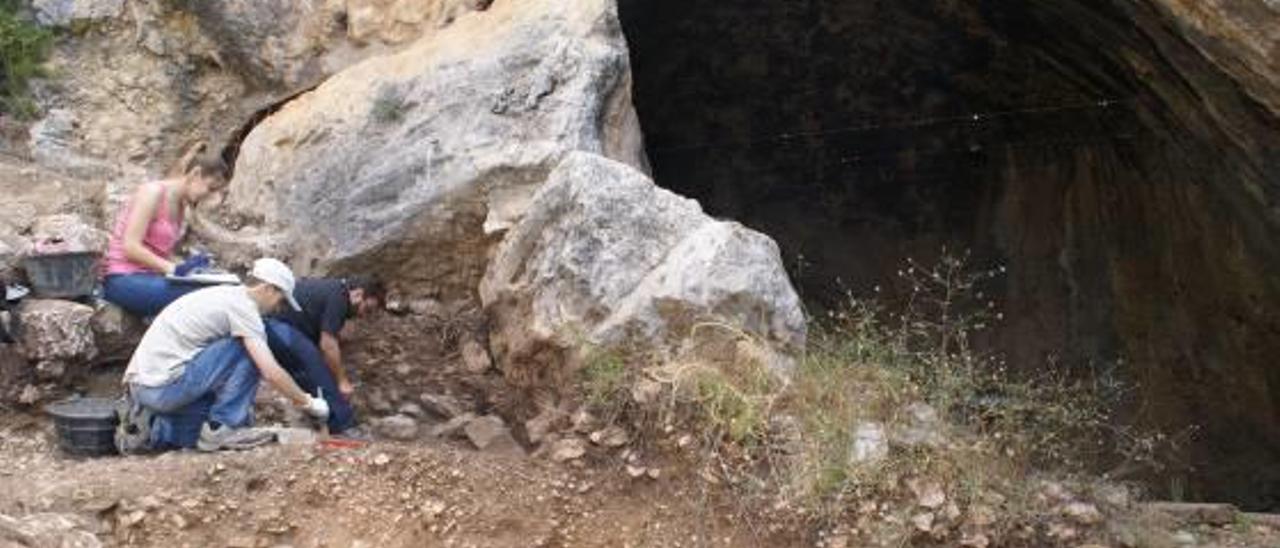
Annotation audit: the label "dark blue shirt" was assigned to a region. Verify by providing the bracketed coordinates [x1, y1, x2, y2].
[273, 278, 349, 343]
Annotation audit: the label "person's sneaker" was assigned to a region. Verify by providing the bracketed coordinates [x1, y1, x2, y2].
[114, 396, 154, 456]
[196, 423, 277, 452]
[333, 425, 373, 442]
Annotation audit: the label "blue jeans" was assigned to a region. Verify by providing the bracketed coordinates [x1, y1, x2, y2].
[130, 337, 260, 450]
[103, 274, 200, 318]
[265, 319, 356, 433]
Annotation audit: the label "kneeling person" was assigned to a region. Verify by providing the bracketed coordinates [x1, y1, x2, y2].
[120, 258, 329, 452]
[265, 276, 384, 435]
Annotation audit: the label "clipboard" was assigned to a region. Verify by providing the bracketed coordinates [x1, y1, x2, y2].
[166, 272, 241, 285]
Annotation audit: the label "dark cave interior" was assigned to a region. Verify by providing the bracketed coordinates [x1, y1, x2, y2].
[619, 0, 1280, 510]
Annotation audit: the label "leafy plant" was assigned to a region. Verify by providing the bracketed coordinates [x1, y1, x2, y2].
[0, 1, 52, 118]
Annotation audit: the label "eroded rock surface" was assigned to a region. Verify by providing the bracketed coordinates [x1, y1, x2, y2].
[481, 153, 805, 382]
[16, 299, 97, 380]
[207, 0, 644, 299]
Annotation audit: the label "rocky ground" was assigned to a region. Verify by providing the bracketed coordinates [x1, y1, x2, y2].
[1, 311, 1279, 547]
[5, 421, 1279, 548]
[0, 310, 784, 548]
[0, 419, 781, 548]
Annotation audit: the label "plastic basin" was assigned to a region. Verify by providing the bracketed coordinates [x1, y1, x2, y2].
[23, 252, 100, 299]
[44, 397, 119, 457]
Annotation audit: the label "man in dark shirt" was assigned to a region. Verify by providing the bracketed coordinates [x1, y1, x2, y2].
[264, 276, 385, 434]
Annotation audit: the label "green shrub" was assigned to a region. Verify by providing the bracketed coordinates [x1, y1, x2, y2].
[370, 84, 409, 125]
[0, 1, 52, 118]
[575, 251, 1179, 544]
[579, 348, 629, 409]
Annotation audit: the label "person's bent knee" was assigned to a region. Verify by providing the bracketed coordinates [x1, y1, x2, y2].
[103, 274, 173, 317]
[202, 337, 249, 359]
[264, 319, 302, 346]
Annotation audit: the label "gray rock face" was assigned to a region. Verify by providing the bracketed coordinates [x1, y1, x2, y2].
[32, 0, 123, 26]
[25, 0, 495, 176]
[0, 159, 105, 233]
[0, 159, 110, 280]
[549, 437, 587, 462]
[849, 422, 888, 465]
[588, 425, 629, 448]
[28, 110, 118, 179]
[419, 393, 467, 419]
[460, 339, 493, 374]
[0, 237, 26, 281]
[186, 0, 492, 90]
[90, 303, 145, 365]
[208, 0, 644, 299]
[183, 0, 340, 89]
[397, 402, 425, 418]
[429, 412, 477, 439]
[464, 415, 523, 455]
[30, 214, 109, 255]
[480, 153, 806, 377]
[16, 299, 96, 380]
[345, 0, 490, 45]
[0, 512, 101, 548]
[372, 414, 419, 441]
[524, 407, 566, 445]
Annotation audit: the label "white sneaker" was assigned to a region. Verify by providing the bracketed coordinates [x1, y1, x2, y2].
[196, 423, 277, 452]
[114, 396, 154, 455]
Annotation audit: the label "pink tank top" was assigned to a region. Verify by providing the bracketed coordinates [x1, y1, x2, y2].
[103, 181, 184, 276]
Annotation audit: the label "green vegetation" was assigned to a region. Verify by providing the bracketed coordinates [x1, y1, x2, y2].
[580, 349, 629, 409]
[0, 0, 52, 118]
[370, 84, 410, 125]
[578, 251, 1179, 543]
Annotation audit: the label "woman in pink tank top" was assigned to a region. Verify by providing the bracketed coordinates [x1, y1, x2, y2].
[102, 146, 230, 317]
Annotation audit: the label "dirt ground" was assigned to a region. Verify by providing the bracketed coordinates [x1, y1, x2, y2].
[0, 415, 791, 548]
[0, 312, 795, 548]
[4, 313, 1280, 547]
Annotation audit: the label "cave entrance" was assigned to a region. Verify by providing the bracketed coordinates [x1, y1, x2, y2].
[619, 0, 1280, 510]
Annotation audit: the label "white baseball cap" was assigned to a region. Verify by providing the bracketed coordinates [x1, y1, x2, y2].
[250, 258, 301, 311]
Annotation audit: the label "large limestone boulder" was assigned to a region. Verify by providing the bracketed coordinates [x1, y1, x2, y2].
[16, 299, 97, 380]
[207, 0, 644, 299]
[480, 153, 806, 379]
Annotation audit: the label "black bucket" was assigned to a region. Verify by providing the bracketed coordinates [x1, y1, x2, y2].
[45, 397, 119, 457]
[23, 252, 99, 299]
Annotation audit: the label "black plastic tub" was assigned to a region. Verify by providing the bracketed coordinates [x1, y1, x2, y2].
[44, 397, 119, 457]
[23, 251, 100, 299]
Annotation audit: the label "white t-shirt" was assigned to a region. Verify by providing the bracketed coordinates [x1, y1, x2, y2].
[124, 285, 266, 387]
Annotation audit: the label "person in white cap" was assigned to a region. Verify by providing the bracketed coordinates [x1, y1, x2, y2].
[116, 258, 329, 452]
